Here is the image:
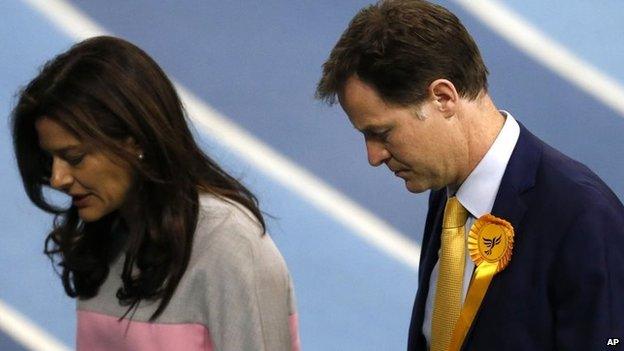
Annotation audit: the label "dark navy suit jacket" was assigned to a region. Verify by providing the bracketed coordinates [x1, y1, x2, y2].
[408, 123, 624, 350]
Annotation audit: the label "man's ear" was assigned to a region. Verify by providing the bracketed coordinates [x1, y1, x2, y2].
[427, 79, 459, 118]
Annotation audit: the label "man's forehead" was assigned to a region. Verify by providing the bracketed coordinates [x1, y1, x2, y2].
[348, 113, 390, 134]
[341, 76, 381, 104]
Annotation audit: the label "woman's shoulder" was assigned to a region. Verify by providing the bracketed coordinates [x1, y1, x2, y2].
[196, 192, 263, 236]
[192, 193, 268, 257]
[190, 193, 289, 283]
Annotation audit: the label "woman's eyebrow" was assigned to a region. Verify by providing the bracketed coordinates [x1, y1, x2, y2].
[40, 145, 81, 156]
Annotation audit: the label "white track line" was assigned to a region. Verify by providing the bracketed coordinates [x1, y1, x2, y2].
[454, 0, 624, 117]
[0, 300, 71, 351]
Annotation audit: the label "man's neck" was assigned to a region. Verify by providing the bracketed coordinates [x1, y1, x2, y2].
[456, 93, 505, 186]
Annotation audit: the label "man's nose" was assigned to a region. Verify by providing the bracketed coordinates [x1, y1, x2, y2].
[366, 141, 390, 167]
[49, 158, 73, 191]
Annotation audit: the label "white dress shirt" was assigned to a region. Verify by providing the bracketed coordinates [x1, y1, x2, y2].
[422, 111, 520, 346]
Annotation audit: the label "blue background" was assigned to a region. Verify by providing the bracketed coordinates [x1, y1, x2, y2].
[1, 0, 623, 349]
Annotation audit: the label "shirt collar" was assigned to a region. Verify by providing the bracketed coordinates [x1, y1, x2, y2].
[451, 111, 520, 218]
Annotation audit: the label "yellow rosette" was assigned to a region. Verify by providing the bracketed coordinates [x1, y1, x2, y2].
[449, 214, 514, 350]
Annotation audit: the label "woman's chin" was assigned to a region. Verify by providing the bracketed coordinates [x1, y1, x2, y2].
[77, 207, 105, 222]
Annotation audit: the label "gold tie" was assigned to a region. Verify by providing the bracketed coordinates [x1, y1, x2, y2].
[430, 196, 468, 351]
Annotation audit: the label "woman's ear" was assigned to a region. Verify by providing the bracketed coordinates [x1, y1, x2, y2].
[123, 136, 143, 159]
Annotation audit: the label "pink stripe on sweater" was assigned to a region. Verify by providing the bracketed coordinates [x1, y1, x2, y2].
[77, 310, 213, 351]
[289, 313, 301, 351]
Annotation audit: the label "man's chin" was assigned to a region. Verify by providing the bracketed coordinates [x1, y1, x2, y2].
[404, 180, 430, 194]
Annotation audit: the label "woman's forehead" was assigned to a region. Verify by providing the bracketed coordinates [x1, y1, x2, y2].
[35, 117, 82, 153]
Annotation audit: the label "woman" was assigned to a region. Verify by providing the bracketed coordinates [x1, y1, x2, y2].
[12, 36, 300, 351]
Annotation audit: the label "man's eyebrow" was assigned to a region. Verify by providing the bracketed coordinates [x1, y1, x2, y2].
[358, 124, 386, 135]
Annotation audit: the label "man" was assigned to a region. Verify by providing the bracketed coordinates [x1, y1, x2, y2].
[315, 1, 624, 350]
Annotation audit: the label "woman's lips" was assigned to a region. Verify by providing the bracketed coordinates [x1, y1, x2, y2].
[72, 194, 91, 207]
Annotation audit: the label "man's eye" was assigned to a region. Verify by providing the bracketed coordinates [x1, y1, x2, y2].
[378, 130, 390, 141]
[363, 129, 390, 141]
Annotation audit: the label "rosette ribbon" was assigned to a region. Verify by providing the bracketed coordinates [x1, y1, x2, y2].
[449, 214, 514, 350]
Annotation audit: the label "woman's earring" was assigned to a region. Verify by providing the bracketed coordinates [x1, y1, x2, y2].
[138, 152, 145, 161]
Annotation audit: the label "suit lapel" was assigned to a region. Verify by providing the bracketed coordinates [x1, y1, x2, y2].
[461, 122, 543, 350]
[490, 123, 541, 227]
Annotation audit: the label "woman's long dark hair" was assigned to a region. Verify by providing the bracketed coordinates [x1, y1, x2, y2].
[11, 36, 265, 320]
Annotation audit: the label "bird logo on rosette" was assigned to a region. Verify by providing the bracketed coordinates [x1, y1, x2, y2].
[482, 235, 502, 256]
[469, 214, 514, 270]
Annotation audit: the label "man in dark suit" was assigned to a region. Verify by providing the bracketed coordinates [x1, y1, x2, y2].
[315, 0, 624, 350]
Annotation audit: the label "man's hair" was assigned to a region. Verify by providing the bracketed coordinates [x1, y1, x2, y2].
[316, 0, 489, 106]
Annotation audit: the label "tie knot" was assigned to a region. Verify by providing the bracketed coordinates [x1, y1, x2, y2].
[443, 197, 468, 229]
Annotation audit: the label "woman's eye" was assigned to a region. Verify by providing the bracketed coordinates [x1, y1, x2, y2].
[40, 155, 53, 179]
[66, 154, 84, 166]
